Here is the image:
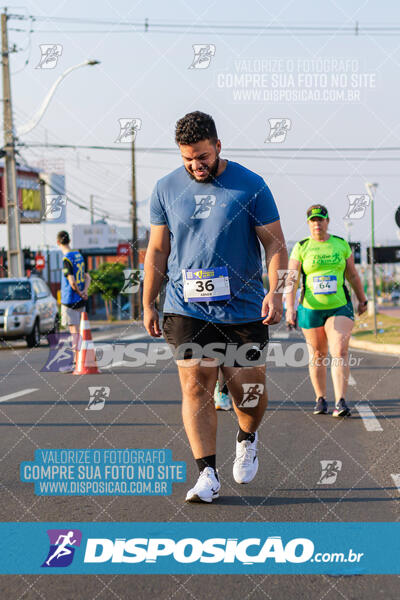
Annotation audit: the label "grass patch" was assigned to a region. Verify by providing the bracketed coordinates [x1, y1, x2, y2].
[353, 312, 400, 345]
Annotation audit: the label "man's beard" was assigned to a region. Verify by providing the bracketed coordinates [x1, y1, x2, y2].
[186, 155, 220, 183]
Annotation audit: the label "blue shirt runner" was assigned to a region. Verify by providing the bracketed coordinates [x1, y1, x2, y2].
[150, 160, 279, 323]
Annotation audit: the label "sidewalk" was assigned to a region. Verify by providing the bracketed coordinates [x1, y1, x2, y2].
[349, 337, 400, 355]
[351, 309, 400, 355]
[89, 319, 143, 332]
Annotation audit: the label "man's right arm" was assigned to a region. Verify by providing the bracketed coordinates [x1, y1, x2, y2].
[143, 224, 170, 337]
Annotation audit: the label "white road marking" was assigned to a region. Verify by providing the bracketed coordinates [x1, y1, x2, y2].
[0, 389, 39, 403]
[93, 330, 148, 342]
[355, 403, 383, 431]
[348, 374, 356, 386]
[102, 361, 128, 370]
[391, 474, 400, 493]
[270, 332, 289, 339]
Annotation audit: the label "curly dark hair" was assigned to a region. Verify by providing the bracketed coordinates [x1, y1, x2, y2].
[175, 111, 218, 145]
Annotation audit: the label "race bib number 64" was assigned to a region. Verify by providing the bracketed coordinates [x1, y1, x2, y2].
[313, 275, 337, 295]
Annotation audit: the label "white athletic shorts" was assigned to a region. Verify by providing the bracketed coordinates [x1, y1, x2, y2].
[61, 305, 84, 327]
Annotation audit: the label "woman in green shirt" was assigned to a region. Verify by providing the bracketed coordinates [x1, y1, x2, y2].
[286, 204, 368, 417]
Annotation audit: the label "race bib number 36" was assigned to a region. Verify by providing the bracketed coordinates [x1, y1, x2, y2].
[313, 275, 337, 295]
[183, 267, 231, 302]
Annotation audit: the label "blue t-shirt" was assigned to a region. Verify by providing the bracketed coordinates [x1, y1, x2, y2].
[150, 160, 279, 324]
[61, 250, 85, 306]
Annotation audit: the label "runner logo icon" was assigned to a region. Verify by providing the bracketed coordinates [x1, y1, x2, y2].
[42, 529, 82, 567]
[41, 333, 74, 373]
[121, 269, 143, 294]
[265, 118, 291, 143]
[191, 195, 216, 219]
[317, 460, 342, 485]
[344, 195, 370, 219]
[275, 269, 298, 293]
[44, 194, 67, 222]
[36, 44, 63, 69]
[239, 383, 264, 408]
[115, 118, 142, 143]
[87, 386, 110, 410]
[188, 44, 216, 69]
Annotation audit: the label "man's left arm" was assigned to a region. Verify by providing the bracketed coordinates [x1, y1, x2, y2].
[256, 220, 288, 325]
[82, 272, 91, 300]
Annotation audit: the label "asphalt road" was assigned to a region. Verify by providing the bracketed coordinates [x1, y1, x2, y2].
[0, 322, 399, 599]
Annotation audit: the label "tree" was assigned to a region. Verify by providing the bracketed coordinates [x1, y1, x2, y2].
[88, 262, 125, 321]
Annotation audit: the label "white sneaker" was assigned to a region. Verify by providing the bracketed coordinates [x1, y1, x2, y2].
[233, 431, 259, 484]
[185, 467, 220, 503]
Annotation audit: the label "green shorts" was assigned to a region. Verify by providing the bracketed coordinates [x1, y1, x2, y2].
[297, 301, 354, 329]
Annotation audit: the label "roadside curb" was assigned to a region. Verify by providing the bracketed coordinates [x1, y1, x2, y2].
[350, 337, 400, 355]
[90, 321, 143, 333]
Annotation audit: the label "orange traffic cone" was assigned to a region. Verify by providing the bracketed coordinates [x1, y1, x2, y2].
[73, 312, 100, 375]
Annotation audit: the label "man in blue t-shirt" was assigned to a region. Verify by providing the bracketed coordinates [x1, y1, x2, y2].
[57, 231, 91, 366]
[143, 111, 287, 503]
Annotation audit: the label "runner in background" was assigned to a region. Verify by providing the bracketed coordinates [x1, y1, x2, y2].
[57, 231, 91, 365]
[285, 205, 368, 417]
[214, 369, 232, 411]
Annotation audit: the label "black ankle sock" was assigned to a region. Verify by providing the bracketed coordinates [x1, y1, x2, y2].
[237, 427, 256, 443]
[196, 455, 216, 473]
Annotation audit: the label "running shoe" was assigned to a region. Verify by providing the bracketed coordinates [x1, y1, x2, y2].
[214, 382, 232, 411]
[313, 397, 328, 415]
[233, 431, 259, 484]
[332, 398, 351, 417]
[185, 467, 220, 503]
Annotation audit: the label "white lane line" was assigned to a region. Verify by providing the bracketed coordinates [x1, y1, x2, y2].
[93, 330, 148, 342]
[102, 361, 128, 370]
[348, 374, 356, 386]
[391, 474, 400, 493]
[355, 403, 383, 431]
[0, 389, 39, 403]
[270, 332, 289, 339]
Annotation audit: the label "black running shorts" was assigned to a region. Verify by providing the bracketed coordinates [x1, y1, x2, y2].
[162, 313, 269, 367]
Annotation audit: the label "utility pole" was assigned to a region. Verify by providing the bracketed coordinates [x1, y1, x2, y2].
[90, 194, 94, 224]
[131, 133, 140, 319]
[365, 182, 378, 338]
[2, 11, 23, 277]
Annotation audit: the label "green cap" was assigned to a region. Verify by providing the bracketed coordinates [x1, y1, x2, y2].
[307, 206, 329, 220]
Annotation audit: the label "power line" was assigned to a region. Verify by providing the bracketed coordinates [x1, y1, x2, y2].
[14, 142, 400, 161]
[7, 14, 400, 36]
[15, 143, 400, 152]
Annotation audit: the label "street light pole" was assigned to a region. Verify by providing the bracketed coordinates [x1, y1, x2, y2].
[343, 218, 353, 242]
[131, 133, 140, 320]
[2, 11, 23, 277]
[2, 21, 100, 278]
[16, 60, 100, 137]
[365, 182, 378, 338]
[90, 194, 94, 224]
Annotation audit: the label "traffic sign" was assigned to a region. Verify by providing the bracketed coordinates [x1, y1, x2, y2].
[117, 242, 130, 256]
[35, 254, 45, 270]
[349, 242, 361, 264]
[367, 246, 400, 264]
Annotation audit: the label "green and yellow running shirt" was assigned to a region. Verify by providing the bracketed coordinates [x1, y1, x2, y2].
[290, 235, 352, 310]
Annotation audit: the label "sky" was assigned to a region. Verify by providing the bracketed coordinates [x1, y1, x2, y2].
[1, 0, 400, 254]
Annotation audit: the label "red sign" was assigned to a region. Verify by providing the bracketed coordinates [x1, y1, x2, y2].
[35, 254, 45, 270]
[117, 243, 130, 256]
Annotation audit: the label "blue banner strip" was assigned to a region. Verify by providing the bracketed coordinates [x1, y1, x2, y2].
[0, 522, 399, 574]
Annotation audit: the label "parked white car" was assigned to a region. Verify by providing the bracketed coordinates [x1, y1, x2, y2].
[0, 277, 59, 347]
